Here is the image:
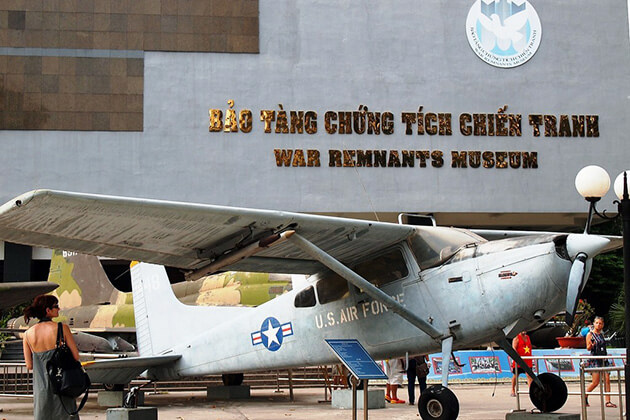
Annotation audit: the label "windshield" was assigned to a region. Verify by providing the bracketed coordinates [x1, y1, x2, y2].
[408, 226, 485, 269]
[447, 234, 561, 265]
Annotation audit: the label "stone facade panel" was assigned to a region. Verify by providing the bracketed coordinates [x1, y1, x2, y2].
[0, 0, 258, 131]
[0, 0, 258, 52]
[0, 56, 145, 130]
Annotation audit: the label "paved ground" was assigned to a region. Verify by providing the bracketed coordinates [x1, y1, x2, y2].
[0, 382, 624, 419]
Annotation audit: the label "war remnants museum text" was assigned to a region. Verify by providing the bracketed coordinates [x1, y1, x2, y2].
[209, 103, 600, 170]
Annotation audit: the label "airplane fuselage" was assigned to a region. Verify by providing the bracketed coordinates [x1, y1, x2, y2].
[147, 237, 572, 380]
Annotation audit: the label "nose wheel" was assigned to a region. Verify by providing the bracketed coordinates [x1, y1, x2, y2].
[418, 385, 459, 420]
[529, 373, 568, 413]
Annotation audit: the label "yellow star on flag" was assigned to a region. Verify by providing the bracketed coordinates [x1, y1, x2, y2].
[524, 346, 531, 354]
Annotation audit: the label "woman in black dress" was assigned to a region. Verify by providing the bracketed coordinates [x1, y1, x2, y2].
[585, 316, 616, 408]
[22, 294, 81, 419]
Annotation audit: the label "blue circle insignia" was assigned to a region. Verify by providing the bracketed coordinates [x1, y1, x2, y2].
[260, 317, 283, 351]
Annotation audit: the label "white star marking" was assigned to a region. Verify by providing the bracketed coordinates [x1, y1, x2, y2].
[262, 320, 281, 346]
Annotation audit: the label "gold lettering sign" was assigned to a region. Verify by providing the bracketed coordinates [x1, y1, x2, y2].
[208, 102, 599, 170]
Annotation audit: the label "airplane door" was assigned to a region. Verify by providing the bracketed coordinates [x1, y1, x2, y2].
[400, 269, 451, 341]
[354, 245, 432, 347]
[407, 256, 495, 345]
[358, 280, 420, 347]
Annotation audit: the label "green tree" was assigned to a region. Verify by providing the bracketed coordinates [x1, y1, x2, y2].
[0, 302, 28, 341]
[609, 289, 625, 333]
[582, 219, 624, 330]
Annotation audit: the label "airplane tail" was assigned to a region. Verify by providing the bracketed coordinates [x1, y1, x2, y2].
[48, 250, 129, 309]
[130, 262, 251, 356]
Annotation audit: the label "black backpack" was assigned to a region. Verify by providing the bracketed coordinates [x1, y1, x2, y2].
[46, 323, 91, 414]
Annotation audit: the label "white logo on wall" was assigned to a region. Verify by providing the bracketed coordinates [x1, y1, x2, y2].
[466, 0, 542, 68]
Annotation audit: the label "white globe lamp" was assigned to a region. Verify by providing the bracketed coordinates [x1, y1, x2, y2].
[575, 165, 610, 201]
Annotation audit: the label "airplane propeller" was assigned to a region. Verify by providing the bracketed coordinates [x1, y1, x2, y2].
[565, 253, 587, 325]
[564, 234, 611, 325]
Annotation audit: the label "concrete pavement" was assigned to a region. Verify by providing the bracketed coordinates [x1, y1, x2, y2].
[0, 382, 623, 419]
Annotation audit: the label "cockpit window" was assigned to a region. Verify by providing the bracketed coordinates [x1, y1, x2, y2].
[409, 226, 485, 270]
[316, 272, 350, 304]
[447, 234, 560, 265]
[294, 286, 316, 308]
[354, 249, 409, 287]
[313, 249, 409, 305]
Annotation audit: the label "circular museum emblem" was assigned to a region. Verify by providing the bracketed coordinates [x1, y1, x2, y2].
[466, 0, 542, 68]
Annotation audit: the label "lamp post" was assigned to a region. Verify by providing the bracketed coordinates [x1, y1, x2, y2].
[575, 165, 630, 413]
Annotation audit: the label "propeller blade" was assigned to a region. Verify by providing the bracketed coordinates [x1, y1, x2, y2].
[565, 253, 587, 325]
[581, 259, 593, 294]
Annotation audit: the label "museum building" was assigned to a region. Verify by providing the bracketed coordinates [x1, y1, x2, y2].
[0, 0, 628, 281]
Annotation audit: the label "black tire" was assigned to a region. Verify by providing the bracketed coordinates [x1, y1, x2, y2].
[222, 373, 244, 386]
[418, 385, 459, 420]
[529, 373, 568, 413]
[103, 383, 125, 391]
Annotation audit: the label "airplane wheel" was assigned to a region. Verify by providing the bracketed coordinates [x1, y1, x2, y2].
[222, 373, 244, 386]
[529, 373, 568, 412]
[418, 385, 459, 420]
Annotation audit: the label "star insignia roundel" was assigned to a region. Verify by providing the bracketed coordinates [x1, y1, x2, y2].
[250, 317, 294, 352]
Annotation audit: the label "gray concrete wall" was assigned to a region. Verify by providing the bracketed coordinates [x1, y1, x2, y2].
[0, 0, 628, 216]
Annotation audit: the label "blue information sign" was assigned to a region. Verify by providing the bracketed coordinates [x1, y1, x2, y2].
[325, 339, 387, 380]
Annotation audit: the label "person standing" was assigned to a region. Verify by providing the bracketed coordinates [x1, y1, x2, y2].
[384, 358, 405, 404]
[22, 295, 81, 419]
[407, 354, 429, 405]
[585, 316, 616, 408]
[510, 331, 533, 397]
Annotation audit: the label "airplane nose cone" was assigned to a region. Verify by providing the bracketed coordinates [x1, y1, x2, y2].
[566, 234, 610, 260]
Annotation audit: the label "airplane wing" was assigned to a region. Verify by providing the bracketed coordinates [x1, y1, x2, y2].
[73, 327, 136, 334]
[0, 326, 135, 334]
[473, 229, 623, 253]
[0, 190, 417, 275]
[82, 354, 181, 384]
[0, 281, 57, 309]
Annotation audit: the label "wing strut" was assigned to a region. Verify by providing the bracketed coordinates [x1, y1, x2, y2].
[287, 233, 445, 340]
[497, 337, 544, 389]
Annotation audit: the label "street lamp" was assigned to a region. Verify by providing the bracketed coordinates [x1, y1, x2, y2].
[575, 165, 630, 413]
[574, 165, 611, 233]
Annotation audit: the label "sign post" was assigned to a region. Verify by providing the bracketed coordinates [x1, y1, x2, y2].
[325, 339, 387, 420]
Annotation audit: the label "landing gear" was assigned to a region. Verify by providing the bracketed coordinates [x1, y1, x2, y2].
[417, 336, 459, 419]
[418, 385, 459, 420]
[221, 373, 244, 386]
[529, 372, 568, 413]
[123, 386, 140, 408]
[497, 337, 567, 412]
[103, 383, 125, 391]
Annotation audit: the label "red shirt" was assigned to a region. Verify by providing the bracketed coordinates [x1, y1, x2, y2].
[512, 334, 533, 368]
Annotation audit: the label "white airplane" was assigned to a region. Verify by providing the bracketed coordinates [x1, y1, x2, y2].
[0, 189, 620, 420]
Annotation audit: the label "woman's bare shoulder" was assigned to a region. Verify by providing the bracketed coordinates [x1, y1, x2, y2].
[25, 323, 41, 335]
[26, 322, 59, 339]
[24, 322, 60, 352]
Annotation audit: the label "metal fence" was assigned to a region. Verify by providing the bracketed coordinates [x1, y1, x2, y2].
[514, 354, 625, 420]
[0, 363, 32, 397]
[0, 363, 338, 399]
